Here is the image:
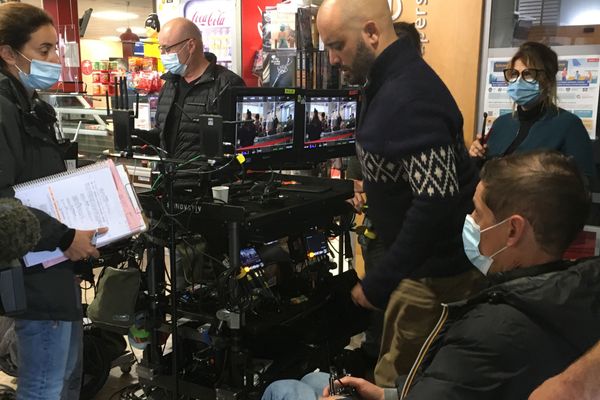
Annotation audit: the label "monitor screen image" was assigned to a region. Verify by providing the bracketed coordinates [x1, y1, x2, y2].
[305, 232, 328, 259]
[235, 94, 295, 156]
[304, 94, 358, 149]
[240, 247, 265, 271]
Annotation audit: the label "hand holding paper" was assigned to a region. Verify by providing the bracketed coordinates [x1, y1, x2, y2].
[64, 227, 108, 261]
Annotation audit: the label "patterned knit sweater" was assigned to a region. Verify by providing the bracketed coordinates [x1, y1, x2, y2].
[357, 37, 479, 309]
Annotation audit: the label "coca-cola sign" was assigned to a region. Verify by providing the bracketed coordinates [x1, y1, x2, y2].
[190, 10, 227, 26]
[184, 0, 234, 27]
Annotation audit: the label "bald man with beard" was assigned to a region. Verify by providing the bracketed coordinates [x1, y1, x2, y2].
[319, 0, 483, 387]
[134, 17, 244, 160]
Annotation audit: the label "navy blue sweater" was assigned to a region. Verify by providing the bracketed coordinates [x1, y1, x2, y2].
[356, 37, 479, 309]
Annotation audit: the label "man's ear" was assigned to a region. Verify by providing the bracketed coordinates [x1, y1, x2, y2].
[0, 45, 17, 67]
[506, 215, 527, 247]
[188, 38, 199, 54]
[363, 21, 380, 47]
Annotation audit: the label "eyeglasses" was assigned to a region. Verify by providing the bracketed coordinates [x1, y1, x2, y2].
[503, 68, 544, 83]
[158, 38, 191, 54]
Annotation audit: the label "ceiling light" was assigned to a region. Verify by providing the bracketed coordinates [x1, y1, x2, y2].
[93, 11, 139, 21]
[100, 36, 122, 42]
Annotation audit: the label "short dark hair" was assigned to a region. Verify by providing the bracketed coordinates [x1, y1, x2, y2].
[480, 151, 590, 256]
[510, 41, 558, 109]
[0, 3, 54, 70]
[393, 21, 421, 56]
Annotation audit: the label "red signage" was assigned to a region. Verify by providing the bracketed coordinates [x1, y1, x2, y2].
[190, 11, 227, 26]
[241, 0, 280, 87]
[81, 60, 93, 75]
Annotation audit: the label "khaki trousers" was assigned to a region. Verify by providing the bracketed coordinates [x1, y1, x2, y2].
[374, 268, 484, 387]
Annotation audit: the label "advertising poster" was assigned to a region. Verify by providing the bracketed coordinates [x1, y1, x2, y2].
[483, 56, 600, 139]
[156, 0, 183, 23]
[184, 0, 238, 73]
[556, 56, 600, 138]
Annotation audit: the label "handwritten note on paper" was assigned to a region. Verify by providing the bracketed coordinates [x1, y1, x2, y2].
[14, 160, 146, 267]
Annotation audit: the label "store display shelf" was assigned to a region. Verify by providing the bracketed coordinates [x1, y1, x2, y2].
[54, 107, 109, 116]
[61, 122, 109, 137]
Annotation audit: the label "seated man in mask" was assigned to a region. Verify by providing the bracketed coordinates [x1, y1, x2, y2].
[263, 150, 600, 400]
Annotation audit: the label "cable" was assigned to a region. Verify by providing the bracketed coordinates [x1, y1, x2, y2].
[151, 151, 237, 192]
[130, 135, 169, 158]
[108, 383, 143, 400]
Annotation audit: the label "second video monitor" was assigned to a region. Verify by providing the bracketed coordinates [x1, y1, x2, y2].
[304, 92, 358, 149]
[224, 87, 360, 169]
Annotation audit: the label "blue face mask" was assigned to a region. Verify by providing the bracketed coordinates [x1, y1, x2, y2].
[161, 49, 189, 76]
[507, 78, 541, 107]
[462, 215, 509, 275]
[16, 51, 61, 90]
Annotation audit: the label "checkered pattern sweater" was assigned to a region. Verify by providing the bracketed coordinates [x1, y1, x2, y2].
[357, 37, 479, 309]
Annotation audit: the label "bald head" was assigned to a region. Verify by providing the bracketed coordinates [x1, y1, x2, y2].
[317, 0, 397, 84]
[319, 0, 395, 30]
[318, 0, 396, 47]
[160, 17, 203, 43]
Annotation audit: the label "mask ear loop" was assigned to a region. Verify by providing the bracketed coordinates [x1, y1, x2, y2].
[181, 39, 193, 67]
[12, 50, 28, 75]
[480, 216, 511, 234]
[483, 217, 512, 261]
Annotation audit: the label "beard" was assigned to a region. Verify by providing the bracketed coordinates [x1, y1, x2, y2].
[343, 40, 376, 85]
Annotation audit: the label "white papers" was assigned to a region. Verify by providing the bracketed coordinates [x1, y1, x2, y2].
[14, 160, 146, 268]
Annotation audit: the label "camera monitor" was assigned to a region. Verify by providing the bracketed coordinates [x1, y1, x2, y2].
[303, 89, 360, 161]
[305, 231, 328, 259]
[240, 247, 265, 271]
[231, 88, 297, 158]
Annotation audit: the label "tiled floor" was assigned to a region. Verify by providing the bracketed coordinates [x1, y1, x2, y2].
[89, 363, 140, 400]
[0, 332, 364, 400]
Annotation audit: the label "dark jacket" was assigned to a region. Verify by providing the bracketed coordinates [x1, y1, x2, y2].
[307, 118, 322, 141]
[396, 257, 600, 400]
[486, 107, 595, 178]
[0, 72, 81, 321]
[356, 36, 479, 308]
[238, 121, 257, 148]
[143, 62, 244, 161]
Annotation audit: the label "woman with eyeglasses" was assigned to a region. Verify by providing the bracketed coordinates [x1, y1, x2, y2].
[469, 41, 594, 178]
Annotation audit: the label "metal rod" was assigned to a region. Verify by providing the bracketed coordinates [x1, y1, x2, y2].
[166, 164, 180, 399]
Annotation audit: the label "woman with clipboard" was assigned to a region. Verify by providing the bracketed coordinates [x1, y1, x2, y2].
[0, 4, 106, 399]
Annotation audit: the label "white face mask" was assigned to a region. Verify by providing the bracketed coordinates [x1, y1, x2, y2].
[462, 215, 510, 275]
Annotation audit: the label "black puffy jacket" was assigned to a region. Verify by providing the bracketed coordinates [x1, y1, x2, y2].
[0, 72, 81, 321]
[395, 258, 600, 400]
[145, 62, 244, 161]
